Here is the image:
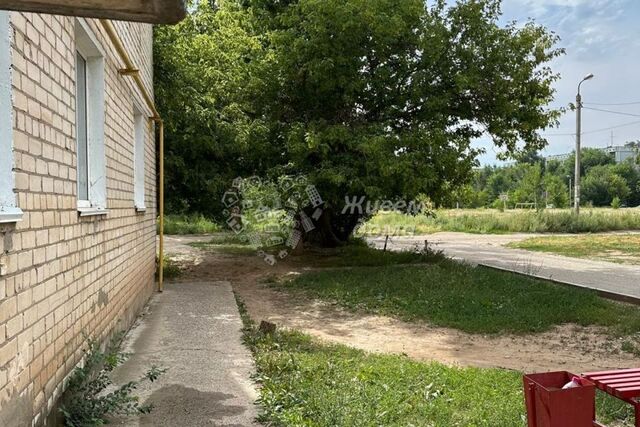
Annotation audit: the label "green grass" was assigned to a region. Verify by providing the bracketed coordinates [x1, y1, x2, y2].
[508, 234, 640, 265]
[188, 233, 446, 264]
[162, 214, 221, 235]
[189, 233, 255, 255]
[291, 239, 445, 268]
[239, 309, 633, 426]
[365, 208, 640, 234]
[161, 256, 182, 279]
[162, 208, 640, 235]
[277, 262, 640, 335]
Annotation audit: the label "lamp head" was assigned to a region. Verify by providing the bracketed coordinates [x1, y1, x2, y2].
[584, 73, 594, 81]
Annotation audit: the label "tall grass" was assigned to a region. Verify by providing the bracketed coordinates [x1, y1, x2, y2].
[366, 208, 640, 234]
[162, 214, 221, 235]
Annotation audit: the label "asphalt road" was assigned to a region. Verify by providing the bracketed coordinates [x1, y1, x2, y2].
[368, 232, 640, 301]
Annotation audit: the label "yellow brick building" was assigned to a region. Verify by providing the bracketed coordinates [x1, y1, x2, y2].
[0, 11, 156, 426]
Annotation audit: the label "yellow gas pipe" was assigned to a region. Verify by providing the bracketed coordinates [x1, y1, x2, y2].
[99, 19, 165, 292]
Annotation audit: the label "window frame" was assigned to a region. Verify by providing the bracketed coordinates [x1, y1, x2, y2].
[74, 19, 107, 216]
[0, 11, 23, 224]
[133, 110, 146, 212]
[75, 49, 90, 209]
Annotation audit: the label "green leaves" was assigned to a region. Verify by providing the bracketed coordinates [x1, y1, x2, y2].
[156, 0, 564, 232]
[252, 0, 562, 211]
[155, 1, 272, 217]
[59, 335, 166, 426]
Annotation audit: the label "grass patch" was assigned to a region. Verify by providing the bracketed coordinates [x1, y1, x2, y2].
[161, 256, 182, 279]
[162, 214, 221, 235]
[291, 240, 445, 268]
[188, 234, 446, 264]
[189, 233, 255, 255]
[508, 234, 640, 265]
[366, 208, 640, 234]
[238, 301, 633, 426]
[278, 262, 640, 335]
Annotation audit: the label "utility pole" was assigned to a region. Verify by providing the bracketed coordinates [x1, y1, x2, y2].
[575, 74, 594, 215]
[567, 175, 572, 208]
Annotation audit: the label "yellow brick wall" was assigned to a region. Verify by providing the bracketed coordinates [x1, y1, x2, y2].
[0, 12, 156, 426]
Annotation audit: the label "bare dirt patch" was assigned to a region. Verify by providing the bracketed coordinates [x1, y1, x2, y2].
[597, 250, 640, 265]
[165, 236, 640, 373]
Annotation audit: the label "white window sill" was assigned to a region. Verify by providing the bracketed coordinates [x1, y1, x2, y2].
[0, 207, 24, 224]
[135, 206, 147, 213]
[78, 207, 108, 217]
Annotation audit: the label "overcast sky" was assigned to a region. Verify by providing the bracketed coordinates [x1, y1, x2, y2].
[474, 0, 640, 165]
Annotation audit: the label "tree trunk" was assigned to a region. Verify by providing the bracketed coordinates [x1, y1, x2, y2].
[306, 207, 361, 247]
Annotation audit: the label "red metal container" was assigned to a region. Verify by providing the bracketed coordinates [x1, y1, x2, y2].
[523, 371, 596, 427]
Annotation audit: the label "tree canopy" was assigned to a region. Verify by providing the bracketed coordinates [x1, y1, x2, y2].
[155, 0, 565, 241]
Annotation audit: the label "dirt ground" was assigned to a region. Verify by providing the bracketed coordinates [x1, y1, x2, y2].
[165, 235, 639, 374]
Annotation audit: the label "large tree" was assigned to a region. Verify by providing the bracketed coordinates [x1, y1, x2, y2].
[248, 0, 563, 243]
[156, 0, 563, 242]
[562, 148, 615, 181]
[582, 165, 630, 206]
[155, 1, 271, 218]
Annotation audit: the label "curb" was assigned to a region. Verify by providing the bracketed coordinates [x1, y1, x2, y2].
[478, 263, 640, 306]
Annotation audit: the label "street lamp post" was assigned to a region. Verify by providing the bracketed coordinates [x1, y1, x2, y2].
[575, 73, 594, 215]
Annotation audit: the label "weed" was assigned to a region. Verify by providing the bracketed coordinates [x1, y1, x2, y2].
[60, 335, 166, 426]
[161, 256, 182, 279]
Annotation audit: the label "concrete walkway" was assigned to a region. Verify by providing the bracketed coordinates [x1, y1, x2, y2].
[369, 232, 640, 302]
[112, 281, 258, 426]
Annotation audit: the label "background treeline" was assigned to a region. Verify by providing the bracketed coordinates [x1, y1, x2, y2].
[452, 144, 640, 209]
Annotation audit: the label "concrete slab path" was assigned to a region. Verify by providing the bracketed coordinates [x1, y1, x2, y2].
[112, 281, 259, 426]
[368, 232, 640, 301]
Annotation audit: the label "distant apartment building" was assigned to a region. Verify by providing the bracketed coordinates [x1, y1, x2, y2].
[545, 153, 572, 162]
[602, 145, 637, 164]
[545, 145, 638, 165]
[0, 11, 156, 426]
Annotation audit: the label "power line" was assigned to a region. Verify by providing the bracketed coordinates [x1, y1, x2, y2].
[540, 119, 640, 137]
[583, 120, 640, 135]
[585, 101, 640, 106]
[540, 131, 576, 137]
[582, 107, 640, 118]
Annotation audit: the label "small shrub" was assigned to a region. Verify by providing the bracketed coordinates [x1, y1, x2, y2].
[161, 256, 182, 279]
[611, 196, 621, 209]
[60, 335, 166, 427]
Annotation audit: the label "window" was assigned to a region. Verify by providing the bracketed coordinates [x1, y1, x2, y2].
[76, 51, 89, 201]
[0, 11, 22, 223]
[75, 19, 106, 216]
[133, 112, 146, 211]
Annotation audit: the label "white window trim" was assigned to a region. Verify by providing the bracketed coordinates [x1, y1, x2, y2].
[0, 11, 23, 224]
[133, 110, 146, 212]
[75, 19, 107, 216]
[78, 206, 108, 217]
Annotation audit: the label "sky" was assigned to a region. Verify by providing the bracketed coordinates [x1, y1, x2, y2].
[474, 0, 640, 165]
